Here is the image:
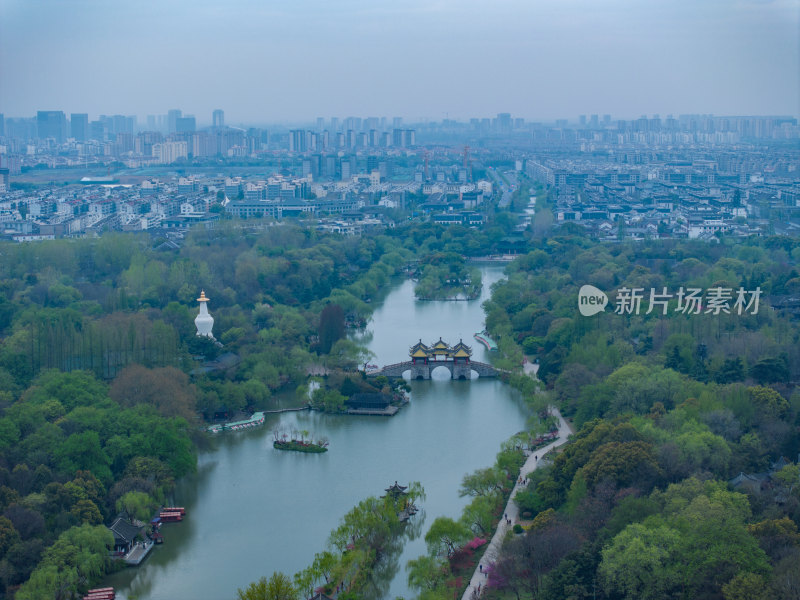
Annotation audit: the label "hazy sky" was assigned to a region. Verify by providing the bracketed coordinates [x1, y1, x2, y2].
[1, 0, 797, 124]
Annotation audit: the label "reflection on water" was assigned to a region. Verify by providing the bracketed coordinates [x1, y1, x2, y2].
[105, 266, 526, 600]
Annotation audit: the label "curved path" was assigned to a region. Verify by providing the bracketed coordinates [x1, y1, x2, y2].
[461, 406, 572, 599]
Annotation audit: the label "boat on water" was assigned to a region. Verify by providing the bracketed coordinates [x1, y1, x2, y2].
[474, 330, 498, 351]
[207, 412, 266, 434]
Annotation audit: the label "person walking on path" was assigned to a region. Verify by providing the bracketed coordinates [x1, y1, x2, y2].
[460, 407, 573, 600]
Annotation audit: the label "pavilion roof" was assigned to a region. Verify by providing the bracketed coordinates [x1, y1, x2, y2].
[451, 339, 472, 357]
[385, 481, 408, 495]
[409, 339, 431, 354]
[431, 338, 450, 350]
[108, 517, 142, 544]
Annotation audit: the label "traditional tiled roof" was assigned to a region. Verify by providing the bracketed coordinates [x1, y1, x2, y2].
[409, 339, 431, 358]
[108, 517, 142, 544]
[431, 337, 450, 350]
[384, 481, 408, 496]
[409, 339, 430, 352]
[451, 339, 472, 357]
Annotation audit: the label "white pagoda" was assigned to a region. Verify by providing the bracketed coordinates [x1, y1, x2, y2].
[195, 290, 215, 338]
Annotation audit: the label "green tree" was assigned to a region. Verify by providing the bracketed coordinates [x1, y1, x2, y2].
[460, 494, 498, 536]
[748, 385, 789, 419]
[70, 499, 103, 525]
[580, 440, 662, 490]
[599, 523, 684, 600]
[116, 491, 157, 522]
[407, 555, 447, 593]
[237, 572, 298, 600]
[0, 516, 20, 555]
[55, 431, 112, 485]
[318, 304, 345, 354]
[459, 466, 507, 497]
[722, 572, 772, 600]
[15, 524, 113, 600]
[424, 517, 471, 558]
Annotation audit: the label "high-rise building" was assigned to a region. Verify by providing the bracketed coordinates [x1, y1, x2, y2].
[152, 141, 188, 164]
[37, 111, 67, 143]
[289, 129, 307, 152]
[167, 109, 182, 134]
[70, 113, 89, 141]
[116, 132, 134, 154]
[104, 115, 135, 135]
[0, 113, 4, 137]
[176, 116, 196, 133]
[341, 156, 354, 181]
[324, 155, 337, 178]
[497, 113, 512, 133]
[212, 109, 224, 128]
[392, 129, 416, 147]
[89, 120, 106, 141]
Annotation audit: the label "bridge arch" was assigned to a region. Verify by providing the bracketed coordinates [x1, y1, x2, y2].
[369, 359, 500, 381]
[430, 364, 454, 379]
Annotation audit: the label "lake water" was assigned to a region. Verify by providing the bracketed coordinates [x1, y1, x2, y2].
[105, 265, 527, 600]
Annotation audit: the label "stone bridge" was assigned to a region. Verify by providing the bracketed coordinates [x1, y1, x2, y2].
[369, 359, 501, 380]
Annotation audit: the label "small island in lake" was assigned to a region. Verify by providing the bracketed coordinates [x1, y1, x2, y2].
[414, 252, 482, 301]
[272, 427, 329, 453]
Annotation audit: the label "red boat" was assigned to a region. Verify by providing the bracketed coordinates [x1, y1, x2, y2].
[163, 506, 186, 515]
[159, 511, 183, 522]
[83, 589, 115, 600]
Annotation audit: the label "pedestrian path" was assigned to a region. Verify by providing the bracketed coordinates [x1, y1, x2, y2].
[461, 407, 572, 600]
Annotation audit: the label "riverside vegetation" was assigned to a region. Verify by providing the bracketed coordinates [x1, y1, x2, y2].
[445, 232, 800, 600]
[2, 214, 798, 599]
[0, 216, 525, 598]
[237, 483, 425, 600]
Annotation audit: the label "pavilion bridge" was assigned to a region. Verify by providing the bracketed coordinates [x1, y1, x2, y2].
[368, 338, 501, 380]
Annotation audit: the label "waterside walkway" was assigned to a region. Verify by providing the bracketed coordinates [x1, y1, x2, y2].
[461, 407, 572, 599]
[124, 540, 154, 566]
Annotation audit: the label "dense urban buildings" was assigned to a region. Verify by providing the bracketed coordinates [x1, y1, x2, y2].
[0, 107, 798, 242]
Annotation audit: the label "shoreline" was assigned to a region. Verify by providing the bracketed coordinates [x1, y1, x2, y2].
[461, 406, 572, 599]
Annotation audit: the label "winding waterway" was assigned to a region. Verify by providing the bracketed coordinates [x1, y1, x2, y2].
[105, 265, 527, 600]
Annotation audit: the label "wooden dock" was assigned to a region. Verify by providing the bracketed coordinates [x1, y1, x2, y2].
[124, 540, 153, 565]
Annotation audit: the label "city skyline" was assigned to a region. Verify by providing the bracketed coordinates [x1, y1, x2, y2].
[4, 109, 798, 131]
[1, 0, 797, 122]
